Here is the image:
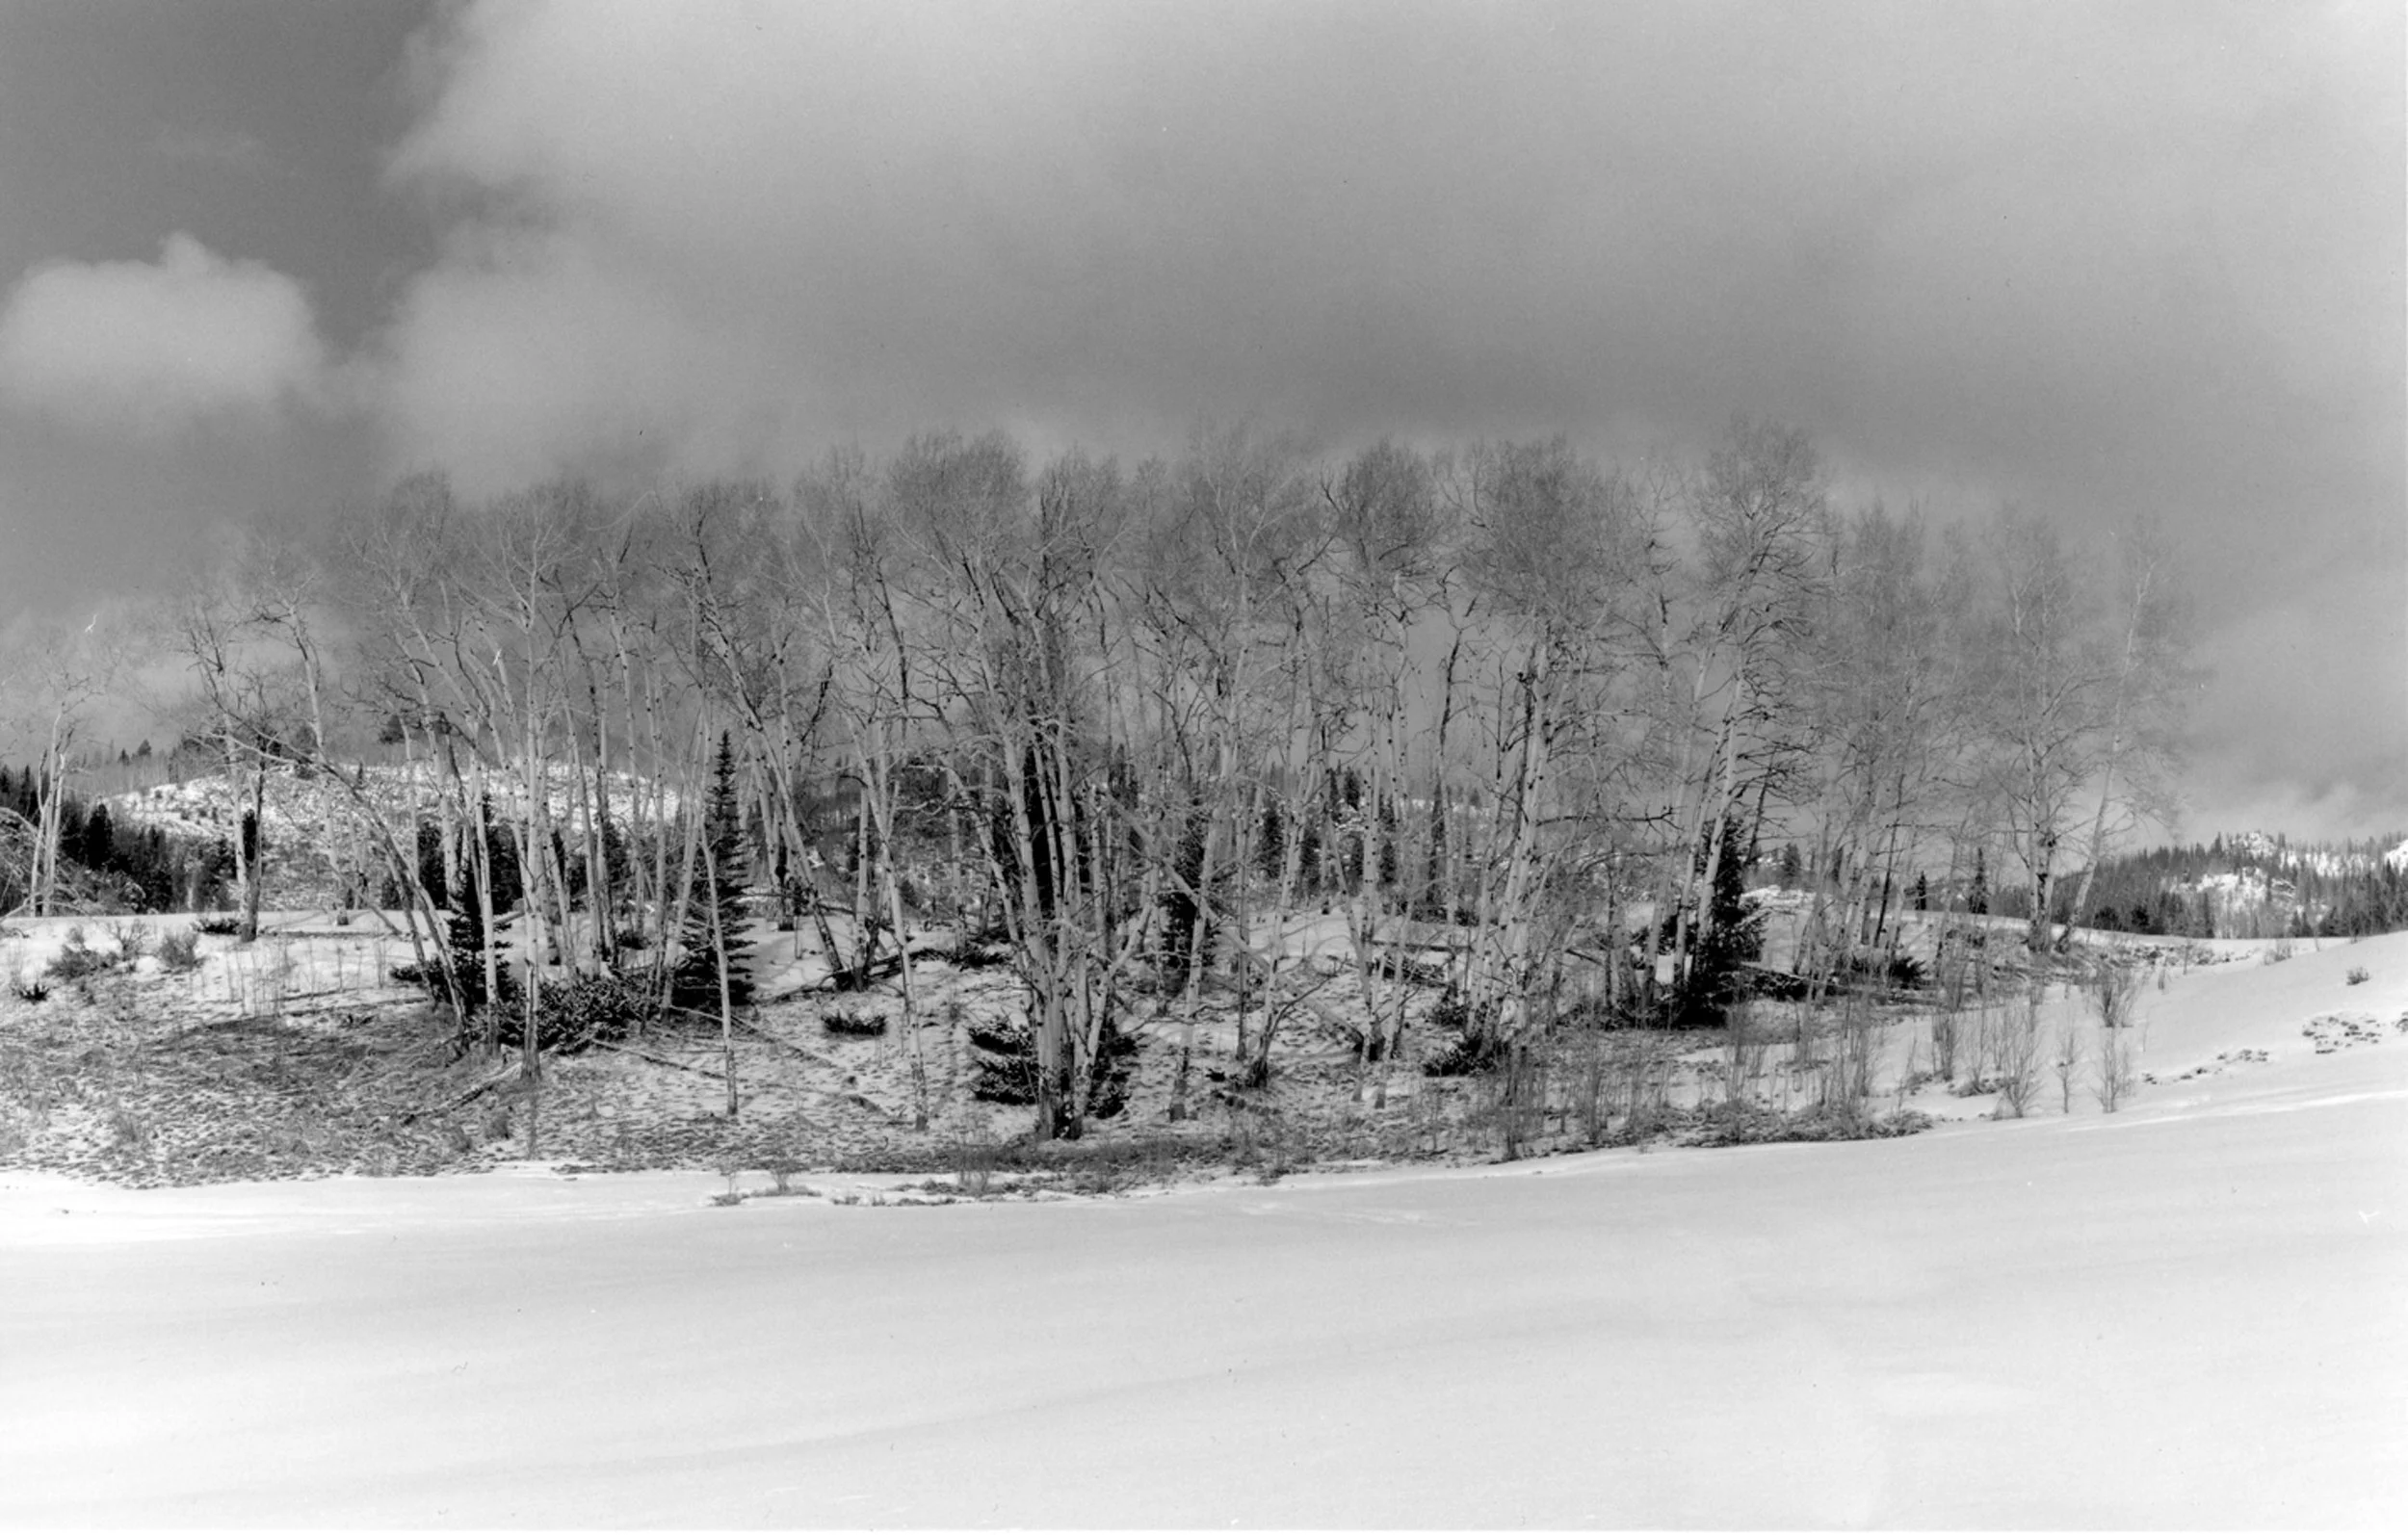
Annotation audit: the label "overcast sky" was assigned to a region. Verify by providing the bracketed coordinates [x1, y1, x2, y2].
[0, 0, 2397, 840]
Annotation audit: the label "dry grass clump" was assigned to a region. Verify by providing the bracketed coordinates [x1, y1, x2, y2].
[157, 926, 204, 973]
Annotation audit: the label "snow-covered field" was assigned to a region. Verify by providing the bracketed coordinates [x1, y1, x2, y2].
[4, 935, 2405, 1525]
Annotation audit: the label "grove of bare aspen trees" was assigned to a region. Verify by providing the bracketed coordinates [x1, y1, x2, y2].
[2, 417, 2192, 1144]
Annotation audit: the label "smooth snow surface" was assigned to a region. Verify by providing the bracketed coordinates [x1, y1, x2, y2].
[6, 939, 2408, 1526]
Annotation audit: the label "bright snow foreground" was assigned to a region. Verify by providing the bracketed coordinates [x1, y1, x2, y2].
[5, 940, 2406, 1527]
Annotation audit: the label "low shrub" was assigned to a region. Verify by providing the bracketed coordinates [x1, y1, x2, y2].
[45, 928, 114, 981]
[951, 1119, 1001, 1195]
[966, 1015, 1139, 1123]
[822, 1007, 890, 1038]
[194, 915, 242, 937]
[1686, 1103, 1932, 1147]
[936, 933, 1012, 970]
[1420, 990, 1507, 1077]
[2346, 966, 2371, 986]
[105, 1104, 153, 1158]
[529, 972, 654, 1053]
[156, 926, 203, 973]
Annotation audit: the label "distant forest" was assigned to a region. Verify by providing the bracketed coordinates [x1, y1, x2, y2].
[2052, 835, 2408, 940]
[0, 756, 234, 915]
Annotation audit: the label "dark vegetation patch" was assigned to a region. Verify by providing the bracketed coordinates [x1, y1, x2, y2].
[821, 1007, 890, 1038]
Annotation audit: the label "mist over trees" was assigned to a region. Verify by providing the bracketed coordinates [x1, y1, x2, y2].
[1, 419, 2207, 1140]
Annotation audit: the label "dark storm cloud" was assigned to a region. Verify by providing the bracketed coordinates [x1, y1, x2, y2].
[383, 5, 2397, 519]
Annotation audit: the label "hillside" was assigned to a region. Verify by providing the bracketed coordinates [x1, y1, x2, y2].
[2070, 830, 2408, 939]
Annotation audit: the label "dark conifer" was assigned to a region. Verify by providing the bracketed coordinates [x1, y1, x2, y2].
[672, 732, 752, 1011]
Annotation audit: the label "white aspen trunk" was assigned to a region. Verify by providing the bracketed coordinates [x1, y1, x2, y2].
[703, 837, 738, 1119]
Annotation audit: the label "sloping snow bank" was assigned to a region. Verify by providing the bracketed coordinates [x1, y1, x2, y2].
[3, 969, 2404, 1525]
[2133, 927, 2408, 1067]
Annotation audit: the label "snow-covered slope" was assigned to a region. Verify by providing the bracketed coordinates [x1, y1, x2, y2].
[2133, 927, 2408, 1068]
[110, 760, 676, 844]
[3, 943, 2403, 1525]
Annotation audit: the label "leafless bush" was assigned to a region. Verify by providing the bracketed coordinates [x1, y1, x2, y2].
[157, 926, 203, 973]
[951, 1115, 1001, 1195]
[1565, 1030, 1610, 1145]
[1613, 1044, 1675, 1142]
[2095, 1024, 2137, 1112]
[109, 922, 150, 964]
[1962, 1002, 2000, 1093]
[2052, 1023, 2084, 1114]
[763, 1154, 805, 1195]
[1929, 1000, 1960, 1083]
[1891, 1034, 1923, 1114]
[1723, 1002, 1770, 1107]
[1992, 995, 2041, 1118]
[1227, 1104, 1301, 1182]
[1483, 1044, 1551, 1161]
[2347, 966, 2370, 987]
[1807, 995, 1877, 1132]
[2086, 954, 2143, 1033]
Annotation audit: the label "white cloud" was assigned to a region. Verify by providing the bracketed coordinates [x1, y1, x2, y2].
[375, 0, 1129, 488]
[376, 224, 798, 491]
[0, 233, 329, 435]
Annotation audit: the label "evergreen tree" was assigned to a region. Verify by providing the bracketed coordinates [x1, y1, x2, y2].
[673, 732, 752, 1011]
[78, 802, 115, 873]
[1680, 816, 1762, 1027]
[414, 820, 447, 909]
[446, 862, 491, 1012]
[1968, 848, 1989, 916]
[596, 807, 629, 911]
[479, 795, 523, 916]
[1912, 871, 1928, 912]
[1160, 798, 1212, 975]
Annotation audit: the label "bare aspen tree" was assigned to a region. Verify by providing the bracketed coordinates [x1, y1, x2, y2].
[1451, 437, 1637, 1044]
[1966, 507, 2110, 952]
[2060, 515, 2196, 939]
[170, 569, 315, 941]
[0, 611, 124, 917]
[1795, 505, 1963, 986]
[1139, 424, 1323, 1096]
[900, 431, 1155, 1139]
[1322, 439, 1460, 1099]
[1660, 422, 1826, 1015]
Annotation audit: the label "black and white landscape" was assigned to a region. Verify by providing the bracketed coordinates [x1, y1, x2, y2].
[0, 3, 2400, 1528]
